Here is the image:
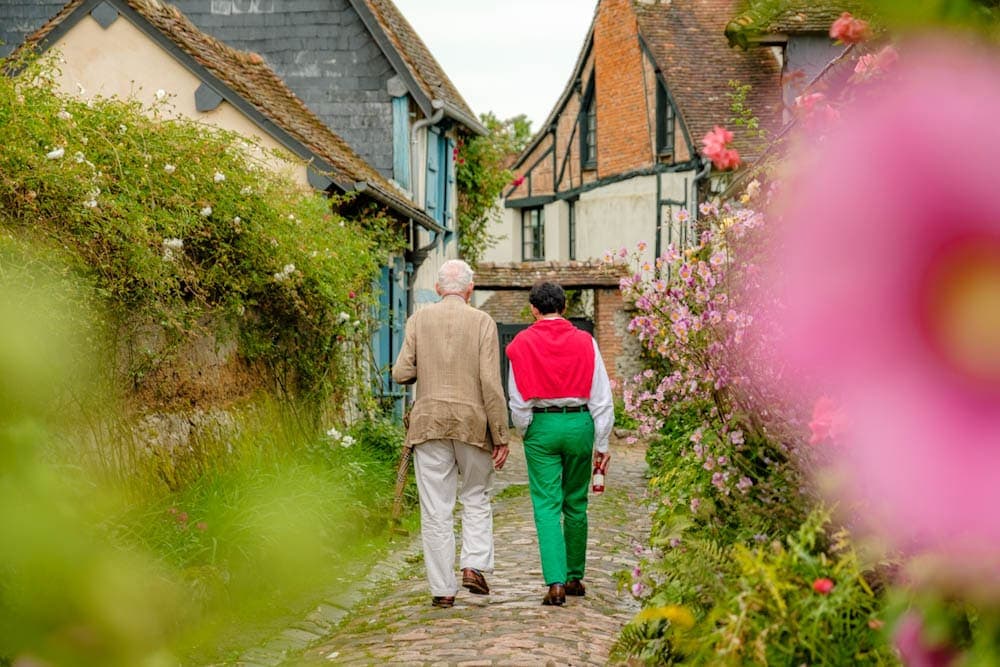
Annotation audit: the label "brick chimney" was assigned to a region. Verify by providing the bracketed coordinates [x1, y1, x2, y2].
[593, 0, 653, 178]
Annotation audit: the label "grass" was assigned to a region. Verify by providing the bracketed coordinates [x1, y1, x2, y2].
[0, 322, 415, 666]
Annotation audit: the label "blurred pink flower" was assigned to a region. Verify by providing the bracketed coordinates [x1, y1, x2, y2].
[894, 612, 960, 667]
[808, 396, 848, 445]
[511, 175, 525, 187]
[829, 12, 870, 44]
[763, 41, 1000, 576]
[853, 45, 900, 82]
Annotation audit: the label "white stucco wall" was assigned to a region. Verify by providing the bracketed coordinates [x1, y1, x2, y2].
[491, 170, 696, 267]
[50, 13, 309, 188]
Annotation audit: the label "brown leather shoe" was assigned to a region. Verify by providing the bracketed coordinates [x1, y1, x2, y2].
[542, 583, 566, 606]
[431, 596, 455, 608]
[462, 568, 490, 595]
[565, 579, 586, 596]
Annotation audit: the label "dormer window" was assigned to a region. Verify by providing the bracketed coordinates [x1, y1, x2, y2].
[656, 78, 675, 159]
[580, 77, 597, 170]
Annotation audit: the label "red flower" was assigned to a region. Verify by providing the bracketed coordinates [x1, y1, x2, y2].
[177, 512, 189, 524]
[511, 175, 525, 187]
[812, 577, 835, 595]
[830, 12, 870, 44]
[196, 521, 208, 532]
[348, 291, 356, 299]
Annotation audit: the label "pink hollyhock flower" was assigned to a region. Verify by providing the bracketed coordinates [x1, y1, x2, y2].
[830, 12, 870, 44]
[761, 40, 1000, 581]
[894, 612, 960, 667]
[701, 126, 741, 171]
[812, 578, 834, 595]
[511, 175, 525, 187]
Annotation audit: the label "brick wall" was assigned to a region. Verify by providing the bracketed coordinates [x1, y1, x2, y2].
[594, 287, 626, 395]
[593, 0, 653, 179]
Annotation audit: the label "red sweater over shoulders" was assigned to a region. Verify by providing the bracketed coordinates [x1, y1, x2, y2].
[506, 318, 594, 399]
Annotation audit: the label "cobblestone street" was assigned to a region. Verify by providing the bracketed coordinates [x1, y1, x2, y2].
[247, 435, 650, 666]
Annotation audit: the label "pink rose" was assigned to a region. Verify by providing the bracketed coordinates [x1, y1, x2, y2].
[830, 12, 870, 44]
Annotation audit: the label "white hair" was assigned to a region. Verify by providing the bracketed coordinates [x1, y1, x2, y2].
[437, 259, 474, 293]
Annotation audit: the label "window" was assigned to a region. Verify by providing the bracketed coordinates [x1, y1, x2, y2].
[522, 207, 545, 261]
[580, 78, 597, 169]
[656, 78, 675, 158]
[568, 199, 577, 261]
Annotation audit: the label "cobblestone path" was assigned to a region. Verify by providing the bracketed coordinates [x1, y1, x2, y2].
[252, 435, 649, 666]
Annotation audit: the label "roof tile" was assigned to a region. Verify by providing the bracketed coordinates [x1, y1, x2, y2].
[633, 0, 783, 160]
[359, 0, 481, 131]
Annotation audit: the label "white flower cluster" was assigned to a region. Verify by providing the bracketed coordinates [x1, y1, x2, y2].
[162, 237, 184, 262]
[337, 311, 351, 324]
[325, 427, 355, 448]
[84, 187, 100, 209]
[214, 171, 226, 183]
[273, 263, 296, 282]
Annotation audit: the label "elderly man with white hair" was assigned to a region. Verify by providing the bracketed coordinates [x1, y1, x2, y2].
[392, 259, 510, 608]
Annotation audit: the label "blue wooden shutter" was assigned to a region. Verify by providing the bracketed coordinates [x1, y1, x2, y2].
[392, 96, 410, 189]
[445, 137, 456, 233]
[374, 266, 392, 393]
[425, 128, 441, 224]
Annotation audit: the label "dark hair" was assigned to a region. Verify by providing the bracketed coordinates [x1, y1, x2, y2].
[529, 281, 566, 315]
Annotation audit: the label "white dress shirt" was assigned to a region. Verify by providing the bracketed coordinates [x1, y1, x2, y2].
[508, 333, 614, 453]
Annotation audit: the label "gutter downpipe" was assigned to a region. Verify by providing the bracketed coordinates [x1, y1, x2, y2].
[404, 99, 446, 314]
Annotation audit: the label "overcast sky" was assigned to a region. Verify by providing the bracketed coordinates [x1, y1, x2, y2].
[392, 0, 597, 133]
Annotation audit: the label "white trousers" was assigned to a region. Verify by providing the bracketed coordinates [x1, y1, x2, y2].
[412, 439, 495, 597]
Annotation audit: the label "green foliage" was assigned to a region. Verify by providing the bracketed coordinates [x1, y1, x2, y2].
[455, 111, 532, 265]
[0, 54, 403, 404]
[688, 510, 895, 665]
[614, 397, 639, 431]
[728, 80, 767, 140]
[618, 403, 893, 664]
[0, 268, 409, 664]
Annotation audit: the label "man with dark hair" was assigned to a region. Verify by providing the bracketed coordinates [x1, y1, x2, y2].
[505, 281, 613, 605]
[392, 259, 510, 609]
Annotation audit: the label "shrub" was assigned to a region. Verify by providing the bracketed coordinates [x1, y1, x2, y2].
[0, 54, 403, 406]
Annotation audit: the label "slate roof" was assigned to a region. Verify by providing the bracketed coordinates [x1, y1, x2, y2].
[634, 0, 782, 161]
[355, 0, 485, 134]
[15, 0, 439, 230]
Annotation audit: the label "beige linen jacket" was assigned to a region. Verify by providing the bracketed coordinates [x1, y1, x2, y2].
[392, 295, 509, 451]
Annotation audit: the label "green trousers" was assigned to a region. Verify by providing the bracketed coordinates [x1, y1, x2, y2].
[522, 411, 595, 585]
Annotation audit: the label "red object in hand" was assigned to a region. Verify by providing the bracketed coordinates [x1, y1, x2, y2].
[592, 455, 609, 494]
